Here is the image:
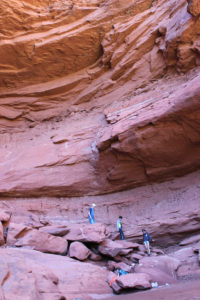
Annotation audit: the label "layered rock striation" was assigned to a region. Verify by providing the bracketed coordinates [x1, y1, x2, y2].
[0, 0, 200, 198]
[0, 0, 200, 298]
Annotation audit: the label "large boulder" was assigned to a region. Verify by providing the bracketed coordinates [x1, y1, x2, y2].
[98, 239, 139, 258]
[14, 229, 68, 255]
[7, 222, 32, 246]
[39, 225, 69, 236]
[69, 241, 90, 261]
[116, 273, 151, 290]
[0, 247, 110, 299]
[134, 255, 180, 285]
[63, 223, 106, 243]
[170, 247, 200, 278]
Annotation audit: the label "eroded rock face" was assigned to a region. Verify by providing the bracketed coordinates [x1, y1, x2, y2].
[0, 247, 110, 300]
[69, 241, 91, 261]
[0, 1, 200, 298]
[0, 0, 199, 198]
[116, 273, 151, 290]
[134, 256, 180, 284]
[14, 227, 68, 255]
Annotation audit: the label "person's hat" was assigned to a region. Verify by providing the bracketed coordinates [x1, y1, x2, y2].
[92, 203, 96, 207]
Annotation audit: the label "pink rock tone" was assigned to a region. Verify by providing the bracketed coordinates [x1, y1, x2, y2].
[107, 271, 121, 294]
[104, 279, 200, 300]
[172, 247, 200, 278]
[0, 0, 199, 198]
[0, 0, 200, 299]
[7, 222, 32, 246]
[63, 223, 106, 243]
[130, 253, 144, 262]
[116, 273, 151, 290]
[179, 234, 200, 246]
[39, 225, 69, 236]
[98, 239, 139, 257]
[107, 261, 133, 272]
[0, 222, 5, 245]
[14, 228, 68, 255]
[69, 241, 90, 261]
[89, 251, 102, 261]
[134, 255, 180, 285]
[0, 247, 110, 300]
[0, 210, 11, 222]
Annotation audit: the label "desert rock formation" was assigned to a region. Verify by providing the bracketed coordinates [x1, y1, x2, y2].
[0, 0, 200, 299]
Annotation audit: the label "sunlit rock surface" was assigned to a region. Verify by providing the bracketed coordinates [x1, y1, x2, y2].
[0, 0, 200, 298]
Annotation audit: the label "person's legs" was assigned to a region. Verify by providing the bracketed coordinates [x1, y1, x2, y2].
[144, 241, 150, 256]
[119, 228, 125, 240]
[88, 216, 95, 224]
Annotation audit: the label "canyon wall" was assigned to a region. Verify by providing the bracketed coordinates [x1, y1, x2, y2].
[0, 1, 200, 299]
[0, 0, 200, 239]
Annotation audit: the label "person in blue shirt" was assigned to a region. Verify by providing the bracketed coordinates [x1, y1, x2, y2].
[117, 216, 125, 240]
[142, 229, 154, 256]
[88, 203, 96, 224]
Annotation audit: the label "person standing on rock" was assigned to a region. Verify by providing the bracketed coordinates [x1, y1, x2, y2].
[117, 216, 125, 240]
[142, 229, 153, 256]
[88, 203, 96, 224]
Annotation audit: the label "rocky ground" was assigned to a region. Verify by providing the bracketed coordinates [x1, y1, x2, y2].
[0, 206, 200, 299]
[104, 279, 200, 300]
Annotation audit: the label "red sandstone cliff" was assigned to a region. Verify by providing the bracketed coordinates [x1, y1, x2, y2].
[0, 1, 200, 299]
[0, 0, 200, 197]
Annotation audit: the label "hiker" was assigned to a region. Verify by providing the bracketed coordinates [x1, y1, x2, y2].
[142, 229, 154, 256]
[117, 216, 125, 240]
[88, 203, 96, 224]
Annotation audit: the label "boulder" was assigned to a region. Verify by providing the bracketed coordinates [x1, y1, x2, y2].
[107, 261, 132, 272]
[39, 225, 69, 236]
[69, 241, 90, 261]
[14, 229, 68, 255]
[0, 247, 110, 299]
[7, 222, 32, 246]
[98, 239, 139, 258]
[170, 247, 200, 278]
[171, 247, 197, 262]
[63, 223, 106, 243]
[135, 255, 180, 285]
[106, 271, 121, 294]
[116, 273, 151, 290]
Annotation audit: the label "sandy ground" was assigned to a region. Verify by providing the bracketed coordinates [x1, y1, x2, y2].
[103, 279, 200, 300]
